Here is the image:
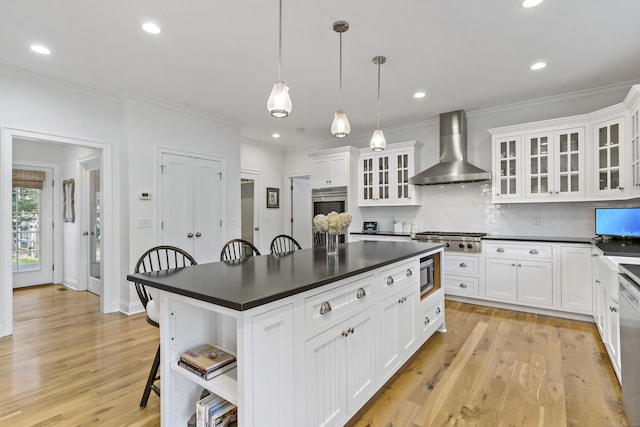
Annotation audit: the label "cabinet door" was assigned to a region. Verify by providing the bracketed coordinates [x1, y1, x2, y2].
[517, 260, 553, 306]
[554, 127, 585, 198]
[345, 308, 376, 413]
[305, 321, 348, 427]
[593, 118, 625, 196]
[376, 153, 391, 202]
[525, 132, 554, 198]
[493, 136, 522, 200]
[398, 288, 418, 356]
[560, 246, 593, 313]
[593, 275, 605, 336]
[329, 155, 349, 187]
[252, 304, 294, 427]
[393, 149, 413, 201]
[376, 292, 402, 381]
[360, 155, 375, 203]
[485, 258, 517, 301]
[631, 108, 640, 195]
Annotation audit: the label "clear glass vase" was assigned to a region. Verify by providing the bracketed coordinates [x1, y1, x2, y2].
[326, 232, 339, 256]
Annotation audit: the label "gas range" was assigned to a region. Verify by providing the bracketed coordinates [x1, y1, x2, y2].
[412, 231, 487, 253]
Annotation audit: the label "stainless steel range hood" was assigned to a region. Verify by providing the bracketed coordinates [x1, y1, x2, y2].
[409, 110, 491, 185]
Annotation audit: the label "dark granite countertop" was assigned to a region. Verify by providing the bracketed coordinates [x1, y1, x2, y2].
[595, 240, 640, 257]
[350, 231, 412, 237]
[482, 235, 594, 244]
[127, 241, 444, 311]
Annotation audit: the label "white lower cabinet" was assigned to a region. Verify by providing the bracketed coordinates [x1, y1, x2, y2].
[443, 253, 480, 297]
[377, 285, 418, 383]
[593, 250, 621, 381]
[484, 242, 554, 307]
[305, 307, 375, 427]
[560, 245, 593, 313]
[419, 297, 444, 339]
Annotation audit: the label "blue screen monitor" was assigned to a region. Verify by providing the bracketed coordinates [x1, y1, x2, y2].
[595, 207, 640, 238]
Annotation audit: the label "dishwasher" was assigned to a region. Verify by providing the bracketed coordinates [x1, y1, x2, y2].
[619, 264, 640, 427]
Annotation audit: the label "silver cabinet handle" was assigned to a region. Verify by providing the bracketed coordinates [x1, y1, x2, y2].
[187, 232, 194, 238]
[518, 264, 522, 267]
[348, 327, 354, 334]
[436, 307, 441, 314]
[320, 301, 332, 315]
[459, 283, 467, 288]
[195, 232, 202, 237]
[424, 316, 430, 325]
[459, 262, 467, 268]
[406, 269, 413, 277]
[529, 249, 538, 254]
[497, 248, 505, 253]
[619, 187, 624, 191]
[387, 276, 394, 286]
[610, 306, 618, 313]
[254, 227, 260, 231]
[341, 330, 349, 337]
[512, 263, 516, 267]
[356, 287, 366, 299]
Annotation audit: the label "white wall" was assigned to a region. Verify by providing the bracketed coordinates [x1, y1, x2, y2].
[282, 82, 640, 237]
[240, 140, 287, 254]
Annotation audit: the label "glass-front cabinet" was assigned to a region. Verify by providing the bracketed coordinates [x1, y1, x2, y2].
[358, 141, 419, 206]
[593, 116, 625, 197]
[632, 108, 640, 191]
[555, 127, 585, 198]
[525, 132, 552, 198]
[493, 135, 522, 200]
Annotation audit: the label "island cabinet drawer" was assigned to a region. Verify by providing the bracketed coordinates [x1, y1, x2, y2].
[304, 275, 375, 336]
[378, 260, 419, 297]
[484, 242, 553, 259]
[444, 254, 479, 276]
[444, 275, 479, 297]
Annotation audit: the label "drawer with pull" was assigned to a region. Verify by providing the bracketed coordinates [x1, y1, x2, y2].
[444, 275, 479, 297]
[444, 254, 479, 276]
[484, 242, 552, 259]
[378, 260, 419, 297]
[305, 274, 374, 336]
[420, 298, 444, 337]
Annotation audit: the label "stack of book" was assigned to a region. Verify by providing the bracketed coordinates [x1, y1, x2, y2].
[178, 344, 237, 381]
[196, 393, 237, 427]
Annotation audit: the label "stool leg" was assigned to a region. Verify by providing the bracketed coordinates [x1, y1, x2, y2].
[140, 344, 161, 408]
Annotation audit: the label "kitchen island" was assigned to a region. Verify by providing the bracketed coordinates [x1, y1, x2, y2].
[128, 241, 445, 427]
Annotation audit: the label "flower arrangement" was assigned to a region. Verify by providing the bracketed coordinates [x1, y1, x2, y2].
[313, 211, 352, 235]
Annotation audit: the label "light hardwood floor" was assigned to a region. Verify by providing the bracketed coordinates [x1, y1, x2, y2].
[0, 286, 628, 427]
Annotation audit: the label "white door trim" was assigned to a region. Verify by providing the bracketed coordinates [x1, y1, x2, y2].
[1, 127, 117, 337]
[77, 155, 101, 293]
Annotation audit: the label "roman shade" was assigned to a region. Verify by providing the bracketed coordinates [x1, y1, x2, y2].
[12, 169, 46, 189]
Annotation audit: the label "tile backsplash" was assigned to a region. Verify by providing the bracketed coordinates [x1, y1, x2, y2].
[358, 183, 640, 237]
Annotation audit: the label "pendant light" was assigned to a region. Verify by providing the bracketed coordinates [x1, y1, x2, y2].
[330, 21, 351, 138]
[370, 56, 387, 151]
[267, 0, 292, 118]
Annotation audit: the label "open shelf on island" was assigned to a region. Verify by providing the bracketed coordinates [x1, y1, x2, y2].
[171, 361, 238, 405]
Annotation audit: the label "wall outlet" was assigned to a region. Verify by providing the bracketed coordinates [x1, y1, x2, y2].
[137, 218, 152, 228]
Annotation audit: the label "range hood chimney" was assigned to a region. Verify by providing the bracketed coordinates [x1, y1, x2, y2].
[409, 110, 491, 185]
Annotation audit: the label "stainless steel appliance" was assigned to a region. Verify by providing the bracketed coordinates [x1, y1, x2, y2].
[420, 255, 435, 297]
[312, 187, 348, 243]
[412, 231, 486, 253]
[619, 264, 640, 426]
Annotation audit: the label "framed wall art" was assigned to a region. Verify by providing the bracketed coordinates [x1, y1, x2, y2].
[266, 187, 279, 209]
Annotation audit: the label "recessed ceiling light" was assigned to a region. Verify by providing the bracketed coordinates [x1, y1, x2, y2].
[30, 45, 50, 55]
[413, 91, 427, 99]
[530, 61, 547, 70]
[142, 22, 161, 34]
[522, 0, 544, 8]
[272, 133, 280, 138]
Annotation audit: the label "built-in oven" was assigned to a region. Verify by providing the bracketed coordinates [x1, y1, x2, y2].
[312, 187, 348, 243]
[420, 255, 435, 297]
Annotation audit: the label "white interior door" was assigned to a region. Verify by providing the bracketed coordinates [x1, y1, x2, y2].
[161, 152, 222, 264]
[11, 166, 53, 288]
[87, 164, 102, 296]
[291, 176, 311, 248]
[240, 171, 260, 249]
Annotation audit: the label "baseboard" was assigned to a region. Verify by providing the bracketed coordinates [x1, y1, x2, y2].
[61, 277, 78, 290]
[120, 299, 144, 315]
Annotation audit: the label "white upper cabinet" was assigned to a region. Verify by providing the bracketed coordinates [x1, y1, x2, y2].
[591, 104, 627, 198]
[489, 85, 640, 203]
[358, 141, 420, 206]
[624, 85, 640, 197]
[309, 146, 358, 189]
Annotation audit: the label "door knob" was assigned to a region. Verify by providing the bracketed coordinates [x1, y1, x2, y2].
[82, 231, 89, 236]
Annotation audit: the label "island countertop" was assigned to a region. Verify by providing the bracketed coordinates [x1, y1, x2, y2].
[127, 241, 444, 311]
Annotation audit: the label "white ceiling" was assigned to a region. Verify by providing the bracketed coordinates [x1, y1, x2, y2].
[1, 0, 640, 148]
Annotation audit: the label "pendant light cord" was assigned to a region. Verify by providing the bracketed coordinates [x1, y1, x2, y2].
[339, 31, 343, 111]
[278, 0, 283, 81]
[376, 60, 381, 129]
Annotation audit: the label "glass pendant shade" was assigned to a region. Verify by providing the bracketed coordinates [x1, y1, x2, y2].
[267, 81, 292, 118]
[331, 111, 351, 138]
[370, 129, 386, 151]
